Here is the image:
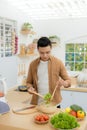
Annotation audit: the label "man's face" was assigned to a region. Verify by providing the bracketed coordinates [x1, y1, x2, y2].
[38, 46, 51, 61]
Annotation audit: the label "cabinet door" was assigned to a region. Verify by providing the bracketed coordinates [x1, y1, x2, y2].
[72, 92, 87, 111]
[61, 90, 73, 108]
[0, 17, 17, 57]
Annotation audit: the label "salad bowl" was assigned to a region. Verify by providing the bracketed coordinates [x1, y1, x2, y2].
[36, 102, 57, 114]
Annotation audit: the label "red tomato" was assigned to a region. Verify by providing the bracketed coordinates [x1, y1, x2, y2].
[35, 116, 40, 121]
[35, 114, 49, 122]
[43, 115, 49, 121]
[69, 110, 77, 117]
[0, 92, 4, 97]
[40, 117, 45, 122]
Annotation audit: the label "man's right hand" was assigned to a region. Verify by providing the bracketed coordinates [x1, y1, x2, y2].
[27, 87, 36, 94]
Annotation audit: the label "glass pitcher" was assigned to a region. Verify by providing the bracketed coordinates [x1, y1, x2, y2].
[0, 75, 7, 97]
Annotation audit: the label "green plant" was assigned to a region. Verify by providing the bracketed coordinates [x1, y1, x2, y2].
[22, 22, 33, 30]
[43, 93, 52, 104]
[49, 35, 59, 39]
[50, 112, 80, 129]
[49, 35, 60, 44]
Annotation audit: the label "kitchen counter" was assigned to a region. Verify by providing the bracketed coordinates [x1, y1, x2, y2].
[0, 89, 87, 130]
[61, 76, 87, 92]
[61, 86, 87, 92]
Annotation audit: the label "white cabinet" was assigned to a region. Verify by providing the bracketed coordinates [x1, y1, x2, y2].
[61, 90, 74, 108]
[61, 90, 87, 111]
[0, 17, 17, 57]
[72, 91, 87, 111]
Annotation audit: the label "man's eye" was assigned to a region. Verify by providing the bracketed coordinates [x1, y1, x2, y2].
[47, 52, 50, 54]
[41, 53, 44, 55]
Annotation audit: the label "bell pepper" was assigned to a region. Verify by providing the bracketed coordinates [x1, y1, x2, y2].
[77, 110, 85, 118]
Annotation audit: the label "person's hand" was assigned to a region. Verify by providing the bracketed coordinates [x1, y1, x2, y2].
[56, 78, 68, 88]
[27, 87, 36, 94]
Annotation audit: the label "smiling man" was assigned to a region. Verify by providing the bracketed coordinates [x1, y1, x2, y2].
[26, 37, 71, 106]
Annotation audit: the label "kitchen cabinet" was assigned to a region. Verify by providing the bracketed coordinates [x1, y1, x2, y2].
[61, 90, 87, 111]
[61, 90, 74, 108]
[0, 16, 17, 57]
[72, 91, 87, 111]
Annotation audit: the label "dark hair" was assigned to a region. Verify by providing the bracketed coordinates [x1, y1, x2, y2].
[37, 37, 52, 48]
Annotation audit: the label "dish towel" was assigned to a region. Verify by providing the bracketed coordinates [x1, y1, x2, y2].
[0, 101, 10, 114]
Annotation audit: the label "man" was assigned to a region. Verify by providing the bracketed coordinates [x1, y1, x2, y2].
[26, 37, 71, 106]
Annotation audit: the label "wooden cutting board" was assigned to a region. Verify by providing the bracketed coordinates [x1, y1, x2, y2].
[12, 105, 37, 115]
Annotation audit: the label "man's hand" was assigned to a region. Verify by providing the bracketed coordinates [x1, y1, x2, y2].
[27, 87, 36, 94]
[56, 78, 68, 88]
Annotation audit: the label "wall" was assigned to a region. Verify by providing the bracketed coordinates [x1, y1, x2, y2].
[0, 0, 87, 89]
[0, 0, 28, 88]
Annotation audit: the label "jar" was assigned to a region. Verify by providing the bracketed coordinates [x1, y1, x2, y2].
[77, 68, 87, 88]
[20, 44, 26, 55]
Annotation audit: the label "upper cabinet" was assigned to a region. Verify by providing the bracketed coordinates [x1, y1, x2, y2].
[0, 17, 18, 58]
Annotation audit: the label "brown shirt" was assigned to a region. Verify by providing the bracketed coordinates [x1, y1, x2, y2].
[26, 55, 71, 105]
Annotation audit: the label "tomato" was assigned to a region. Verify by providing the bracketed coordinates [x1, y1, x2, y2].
[42, 115, 49, 120]
[69, 110, 77, 117]
[35, 116, 41, 121]
[35, 114, 49, 122]
[0, 92, 4, 97]
[40, 117, 45, 122]
[77, 110, 85, 118]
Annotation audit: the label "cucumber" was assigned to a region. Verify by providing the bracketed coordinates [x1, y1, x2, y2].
[70, 104, 83, 112]
[83, 111, 86, 116]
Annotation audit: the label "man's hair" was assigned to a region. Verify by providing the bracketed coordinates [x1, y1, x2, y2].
[37, 37, 52, 48]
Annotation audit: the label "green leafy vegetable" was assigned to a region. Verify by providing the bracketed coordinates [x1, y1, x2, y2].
[50, 112, 80, 129]
[43, 93, 52, 104]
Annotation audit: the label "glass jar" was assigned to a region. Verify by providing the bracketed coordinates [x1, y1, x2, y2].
[77, 68, 87, 88]
[20, 44, 26, 55]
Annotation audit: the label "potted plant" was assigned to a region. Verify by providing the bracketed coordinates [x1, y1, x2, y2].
[22, 22, 33, 31]
[21, 22, 36, 35]
[49, 35, 60, 45]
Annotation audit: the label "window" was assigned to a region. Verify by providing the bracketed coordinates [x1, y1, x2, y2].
[0, 17, 18, 57]
[65, 43, 87, 71]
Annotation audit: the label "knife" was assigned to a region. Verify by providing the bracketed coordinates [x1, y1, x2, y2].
[13, 105, 36, 112]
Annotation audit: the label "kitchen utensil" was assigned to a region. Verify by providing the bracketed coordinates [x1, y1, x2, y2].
[12, 105, 37, 114]
[28, 90, 44, 98]
[24, 63, 26, 74]
[13, 105, 36, 112]
[51, 85, 58, 101]
[18, 85, 27, 92]
[18, 64, 21, 76]
[36, 103, 57, 114]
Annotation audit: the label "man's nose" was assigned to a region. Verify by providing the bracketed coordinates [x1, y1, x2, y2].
[43, 53, 47, 57]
